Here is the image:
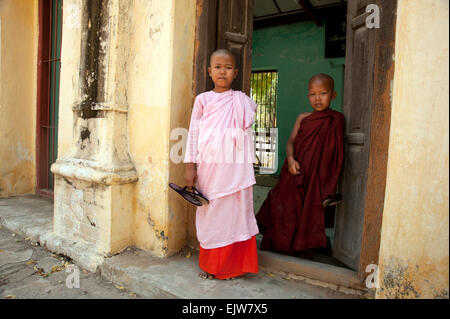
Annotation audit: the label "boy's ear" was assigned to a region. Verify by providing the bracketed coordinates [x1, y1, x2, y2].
[208, 66, 212, 77]
[233, 69, 239, 79]
[332, 91, 337, 99]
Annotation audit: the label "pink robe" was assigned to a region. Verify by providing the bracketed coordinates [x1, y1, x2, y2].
[184, 89, 259, 249]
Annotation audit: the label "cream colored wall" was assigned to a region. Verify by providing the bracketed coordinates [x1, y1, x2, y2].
[56, 0, 81, 159]
[377, 0, 449, 299]
[167, 0, 197, 253]
[0, 0, 38, 197]
[127, 0, 173, 256]
[127, 0, 196, 256]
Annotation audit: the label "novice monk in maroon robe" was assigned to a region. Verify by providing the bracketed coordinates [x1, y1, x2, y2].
[256, 73, 344, 256]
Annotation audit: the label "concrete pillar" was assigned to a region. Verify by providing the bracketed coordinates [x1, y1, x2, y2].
[51, 0, 138, 269]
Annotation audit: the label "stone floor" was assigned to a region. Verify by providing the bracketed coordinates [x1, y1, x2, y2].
[0, 195, 363, 299]
[0, 225, 140, 299]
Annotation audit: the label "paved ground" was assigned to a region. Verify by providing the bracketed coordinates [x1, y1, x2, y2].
[0, 195, 363, 300]
[0, 225, 140, 299]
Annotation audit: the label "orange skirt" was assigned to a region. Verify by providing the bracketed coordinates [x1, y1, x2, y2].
[199, 236, 259, 280]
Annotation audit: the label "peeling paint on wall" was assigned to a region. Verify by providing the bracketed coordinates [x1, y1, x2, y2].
[378, 256, 449, 299]
[379, 257, 420, 298]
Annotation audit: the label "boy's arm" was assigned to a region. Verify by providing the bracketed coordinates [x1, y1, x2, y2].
[286, 113, 310, 162]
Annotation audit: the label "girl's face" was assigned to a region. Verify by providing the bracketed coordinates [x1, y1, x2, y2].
[308, 79, 336, 112]
[208, 53, 238, 92]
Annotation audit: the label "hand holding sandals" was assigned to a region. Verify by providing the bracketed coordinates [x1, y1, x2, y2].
[169, 163, 209, 207]
[185, 163, 197, 187]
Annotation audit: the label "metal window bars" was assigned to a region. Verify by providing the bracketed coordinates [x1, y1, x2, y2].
[250, 71, 278, 174]
[41, 0, 63, 191]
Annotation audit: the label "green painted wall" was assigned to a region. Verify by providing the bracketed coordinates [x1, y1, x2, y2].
[251, 21, 345, 176]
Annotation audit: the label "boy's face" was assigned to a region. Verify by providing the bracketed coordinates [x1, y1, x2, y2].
[308, 79, 336, 112]
[208, 53, 238, 91]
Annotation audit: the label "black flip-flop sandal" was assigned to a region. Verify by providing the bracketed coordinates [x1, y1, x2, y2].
[189, 186, 209, 205]
[322, 193, 343, 208]
[169, 183, 202, 206]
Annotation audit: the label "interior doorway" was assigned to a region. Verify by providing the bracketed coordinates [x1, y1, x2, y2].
[251, 0, 349, 270]
[193, 0, 396, 283]
[36, 0, 63, 198]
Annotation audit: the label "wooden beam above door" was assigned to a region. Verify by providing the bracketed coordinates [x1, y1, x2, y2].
[297, 0, 322, 26]
[253, 2, 345, 30]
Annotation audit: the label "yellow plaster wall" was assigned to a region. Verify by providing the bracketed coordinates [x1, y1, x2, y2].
[56, 0, 82, 159]
[0, 0, 38, 197]
[377, 0, 449, 299]
[127, 0, 196, 256]
[55, 0, 197, 257]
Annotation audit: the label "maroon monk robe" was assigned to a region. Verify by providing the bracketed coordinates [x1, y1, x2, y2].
[256, 108, 344, 254]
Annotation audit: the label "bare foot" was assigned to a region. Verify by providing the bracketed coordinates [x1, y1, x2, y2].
[199, 271, 214, 279]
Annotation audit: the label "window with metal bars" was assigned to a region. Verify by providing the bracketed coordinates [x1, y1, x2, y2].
[37, 0, 63, 196]
[250, 71, 278, 174]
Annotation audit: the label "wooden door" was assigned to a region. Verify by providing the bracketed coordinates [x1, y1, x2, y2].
[333, 0, 397, 274]
[193, 0, 218, 96]
[194, 0, 253, 95]
[216, 0, 254, 94]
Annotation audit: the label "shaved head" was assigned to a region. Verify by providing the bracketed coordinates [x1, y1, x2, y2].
[308, 73, 335, 91]
[209, 49, 236, 67]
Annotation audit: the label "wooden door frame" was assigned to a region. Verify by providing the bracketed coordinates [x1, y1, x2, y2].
[193, 0, 218, 97]
[192, 0, 397, 285]
[357, 0, 397, 280]
[36, 0, 64, 199]
[36, 0, 53, 199]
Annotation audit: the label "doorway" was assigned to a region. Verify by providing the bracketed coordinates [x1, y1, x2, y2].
[193, 0, 396, 284]
[36, 0, 63, 198]
[251, 0, 348, 270]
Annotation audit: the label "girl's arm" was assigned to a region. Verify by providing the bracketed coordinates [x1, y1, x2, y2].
[185, 163, 197, 187]
[184, 96, 203, 186]
[286, 113, 310, 175]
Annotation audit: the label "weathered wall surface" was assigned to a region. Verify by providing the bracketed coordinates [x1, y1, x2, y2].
[0, 0, 38, 197]
[126, 0, 173, 256]
[56, 0, 82, 159]
[167, 0, 197, 253]
[126, 0, 196, 256]
[377, 0, 449, 299]
[54, 0, 196, 259]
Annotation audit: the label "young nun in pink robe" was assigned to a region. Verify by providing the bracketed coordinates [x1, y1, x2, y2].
[184, 49, 259, 280]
